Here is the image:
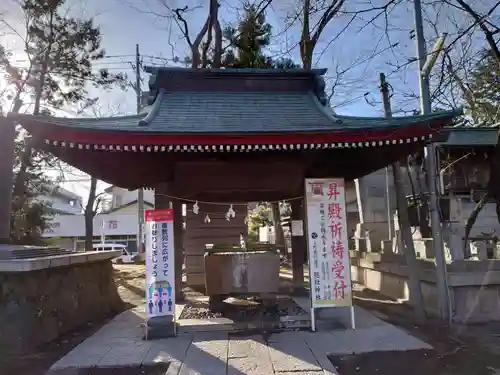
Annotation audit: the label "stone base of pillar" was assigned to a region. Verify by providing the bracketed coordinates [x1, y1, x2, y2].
[146, 316, 176, 339]
[354, 223, 371, 252]
[315, 306, 355, 329]
[176, 289, 185, 302]
[381, 240, 393, 253]
[393, 230, 404, 254]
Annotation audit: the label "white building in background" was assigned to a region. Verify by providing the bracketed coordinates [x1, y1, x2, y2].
[43, 186, 154, 252]
[102, 185, 154, 213]
[38, 186, 83, 215]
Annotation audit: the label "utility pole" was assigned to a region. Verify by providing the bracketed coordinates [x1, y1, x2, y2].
[413, 0, 450, 322]
[135, 44, 145, 255]
[380, 73, 425, 324]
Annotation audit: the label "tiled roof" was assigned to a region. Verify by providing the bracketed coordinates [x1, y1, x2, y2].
[440, 126, 499, 146]
[143, 91, 337, 132]
[9, 89, 459, 134]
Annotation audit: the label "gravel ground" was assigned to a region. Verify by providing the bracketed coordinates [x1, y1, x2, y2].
[5, 264, 500, 375]
[351, 286, 500, 375]
[113, 264, 147, 306]
[179, 296, 307, 321]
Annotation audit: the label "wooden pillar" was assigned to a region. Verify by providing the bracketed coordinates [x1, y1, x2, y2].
[291, 198, 306, 288]
[0, 120, 15, 244]
[172, 199, 184, 301]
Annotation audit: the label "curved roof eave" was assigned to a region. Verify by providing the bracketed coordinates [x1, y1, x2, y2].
[333, 107, 463, 122]
[5, 93, 461, 135]
[304, 93, 461, 130]
[6, 110, 148, 129]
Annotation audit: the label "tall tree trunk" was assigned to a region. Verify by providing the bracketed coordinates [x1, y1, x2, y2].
[463, 193, 488, 257]
[200, 0, 222, 68]
[300, 0, 313, 69]
[191, 16, 210, 67]
[211, 0, 222, 68]
[299, 0, 345, 69]
[84, 177, 98, 251]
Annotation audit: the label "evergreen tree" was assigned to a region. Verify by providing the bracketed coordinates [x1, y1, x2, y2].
[222, 3, 272, 68]
[10, 135, 54, 244]
[1, 0, 127, 244]
[11, 0, 127, 114]
[466, 50, 500, 126]
[221, 2, 298, 69]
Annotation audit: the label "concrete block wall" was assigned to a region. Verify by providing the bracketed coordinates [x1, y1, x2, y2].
[0, 259, 123, 355]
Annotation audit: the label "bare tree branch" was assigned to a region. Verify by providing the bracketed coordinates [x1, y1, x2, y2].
[451, 0, 500, 61]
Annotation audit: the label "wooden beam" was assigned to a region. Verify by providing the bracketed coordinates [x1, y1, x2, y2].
[173, 161, 305, 193]
[291, 198, 306, 288]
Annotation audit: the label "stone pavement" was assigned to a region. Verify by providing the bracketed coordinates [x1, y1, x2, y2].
[48, 305, 432, 375]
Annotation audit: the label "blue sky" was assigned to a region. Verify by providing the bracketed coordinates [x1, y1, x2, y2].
[77, 0, 426, 117]
[0, 0, 493, 202]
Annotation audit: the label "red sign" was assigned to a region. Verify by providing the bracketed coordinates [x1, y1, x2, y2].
[145, 209, 174, 222]
[310, 182, 324, 196]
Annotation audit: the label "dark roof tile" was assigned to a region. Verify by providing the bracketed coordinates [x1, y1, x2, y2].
[8, 90, 460, 134]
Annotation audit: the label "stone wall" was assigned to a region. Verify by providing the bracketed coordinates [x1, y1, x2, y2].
[0, 259, 124, 356]
[354, 168, 403, 252]
[351, 252, 500, 324]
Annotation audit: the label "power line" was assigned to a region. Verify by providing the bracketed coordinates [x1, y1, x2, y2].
[8, 53, 180, 67]
[4, 55, 180, 81]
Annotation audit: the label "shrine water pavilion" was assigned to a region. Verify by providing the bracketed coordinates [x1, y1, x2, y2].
[4, 67, 458, 301]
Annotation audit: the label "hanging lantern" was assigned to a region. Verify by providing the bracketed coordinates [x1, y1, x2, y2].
[204, 214, 211, 223]
[225, 211, 231, 221]
[193, 201, 200, 215]
[244, 216, 248, 225]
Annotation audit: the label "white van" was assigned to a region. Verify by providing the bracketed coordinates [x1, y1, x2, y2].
[92, 243, 137, 264]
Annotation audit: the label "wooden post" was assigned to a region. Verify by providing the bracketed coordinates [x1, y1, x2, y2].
[291, 199, 306, 289]
[172, 199, 184, 301]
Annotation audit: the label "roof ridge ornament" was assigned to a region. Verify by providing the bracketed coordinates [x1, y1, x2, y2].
[138, 89, 166, 127]
[146, 70, 159, 105]
[314, 75, 328, 106]
[144, 66, 328, 76]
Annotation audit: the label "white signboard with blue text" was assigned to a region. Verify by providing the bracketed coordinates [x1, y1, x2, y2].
[145, 208, 175, 318]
